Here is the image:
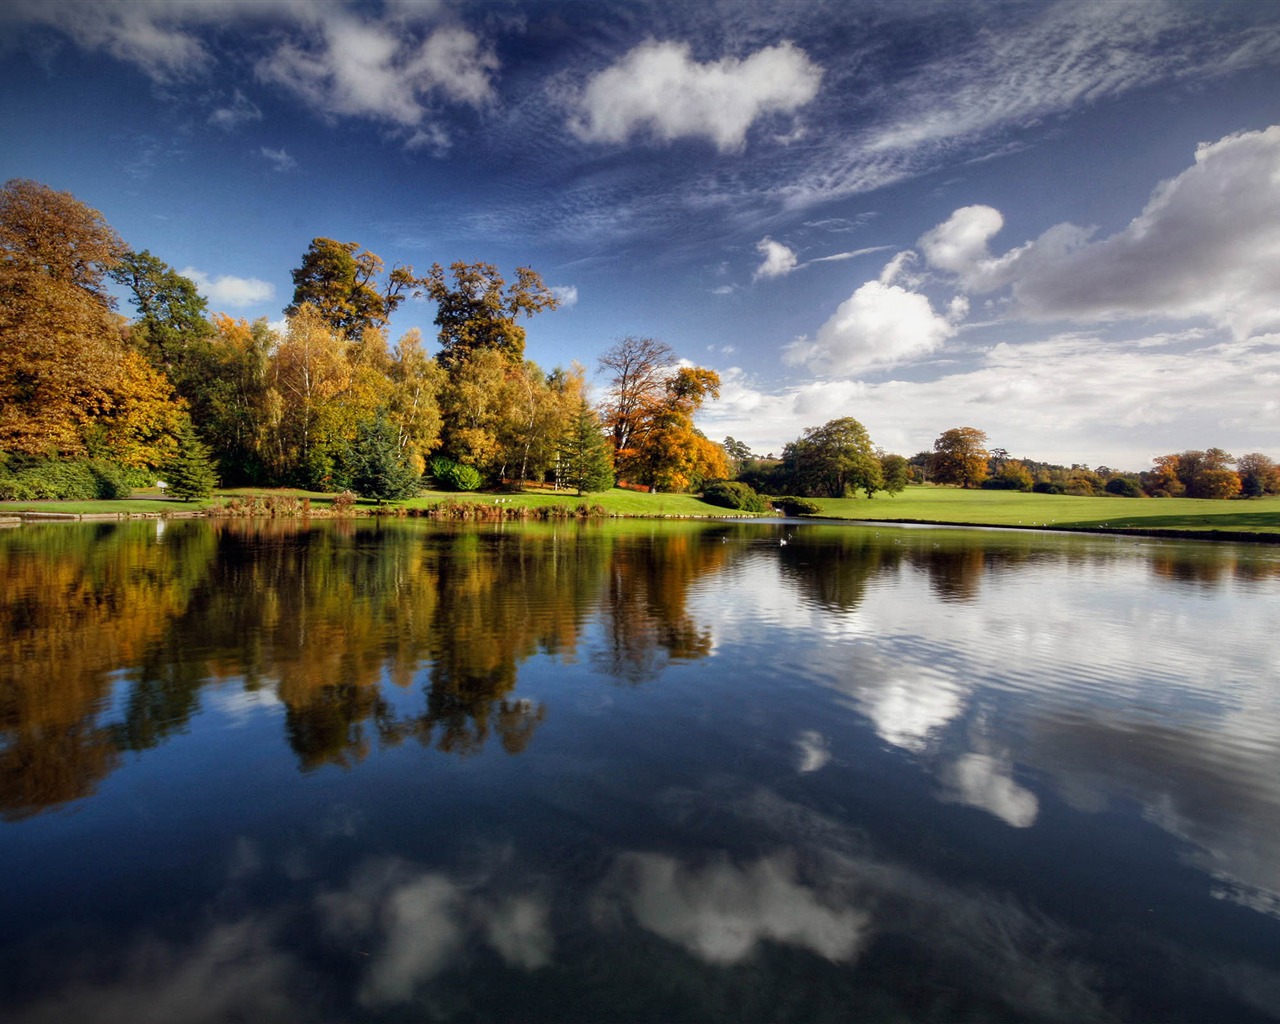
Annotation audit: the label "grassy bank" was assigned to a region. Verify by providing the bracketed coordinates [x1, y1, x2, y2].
[807, 486, 1280, 536]
[4, 484, 1278, 538]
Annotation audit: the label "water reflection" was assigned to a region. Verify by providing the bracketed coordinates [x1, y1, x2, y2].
[3, 519, 1280, 1021]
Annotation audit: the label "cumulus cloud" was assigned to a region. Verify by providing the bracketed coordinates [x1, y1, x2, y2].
[753, 236, 798, 280]
[257, 16, 498, 128]
[181, 267, 274, 308]
[783, 254, 961, 374]
[570, 39, 822, 152]
[550, 284, 579, 307]
[920, 128, 1280, 339]
[598, 851, 868, 964]
[940, 753, 1039, 828]
[318, 857, 553, 1009]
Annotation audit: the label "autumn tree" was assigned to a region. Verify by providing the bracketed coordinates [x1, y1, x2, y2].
[1237, 453, 1280, 497]
[424, 261, 560, 369]
[931, 427, 989, 488]
[614, 366, 727, 491]
[782, 417, 882, 498]
[285, 238, 417, 337]
[387, 328, 445, 474]
[0, 179, 183, 468]
[598, 336, 676, 454]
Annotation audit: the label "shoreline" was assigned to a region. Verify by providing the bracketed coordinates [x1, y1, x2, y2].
[5, 506, 1279, 543]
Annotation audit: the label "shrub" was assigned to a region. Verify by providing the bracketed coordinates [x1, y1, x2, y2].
[701, 480, 770, 513]
[1104, 477, 1141, 497]
[1032, 481, 1064, 495]
[0, 457, 132, 500]
[428, 456, 483, 492]
[771, 495, 821, 516]
[331, 490, 357, 514]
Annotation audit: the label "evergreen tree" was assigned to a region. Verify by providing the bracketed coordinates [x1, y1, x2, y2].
[558, 399, 614, 495]
[166, 422, 217, 501]
[348, 414, 421, 503]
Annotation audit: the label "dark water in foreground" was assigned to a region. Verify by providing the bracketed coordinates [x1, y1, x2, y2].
[1, 518, 1279, 1022]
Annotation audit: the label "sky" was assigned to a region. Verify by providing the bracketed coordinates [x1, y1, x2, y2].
[2, 0, 1279, 469]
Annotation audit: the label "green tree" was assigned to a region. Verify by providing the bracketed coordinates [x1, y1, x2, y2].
[425, 261, 559, 369]
[723, 436, 753, 476]
[558, 398, 614, 495]
[165, 421, 217, 500]
[285, 238, 416, 337]
[879, 452, 910, 495]
[348, 413, 421, 503]
[109, 249, 212, 370]
[782, 417, 882, 498]
[931, 427, 989, 488]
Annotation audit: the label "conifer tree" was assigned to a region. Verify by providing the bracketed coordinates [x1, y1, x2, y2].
[166, 422, 217, 501]
[558, 399, 614, 495]
[348, 414, 421, 503]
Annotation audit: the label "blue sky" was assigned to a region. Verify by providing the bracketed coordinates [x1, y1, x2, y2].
[3, 0, 1278, 468]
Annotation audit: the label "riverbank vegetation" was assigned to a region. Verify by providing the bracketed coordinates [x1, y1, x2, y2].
[2, 178, 1277, 539]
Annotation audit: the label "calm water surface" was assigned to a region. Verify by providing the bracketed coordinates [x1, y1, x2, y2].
[1, 518, 1278, 1022]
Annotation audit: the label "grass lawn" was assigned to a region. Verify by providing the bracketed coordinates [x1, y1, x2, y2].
[808, 486, 1280, 535]
[5, 483, 1278, 538]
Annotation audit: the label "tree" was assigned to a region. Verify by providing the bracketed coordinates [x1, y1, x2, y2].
[1237, 453, 1280, 496]
[558, 399, 614, 495]
[285, 238, 416, 337]
[782, 418, 882, 498]
[613, 365, 727, 491]
[931, 427, 989, 488]
[110, 249, 212, 369]
[424, 261, 559, 369]
[723, 436, 753, 476]
[879, 452, 910, 495]
[165, 421, 217, 500]
[348, 413, 421, 503]
[0, 178, 124, 296]
[598, 336, 676, 455]
[0, 179, 183, 468]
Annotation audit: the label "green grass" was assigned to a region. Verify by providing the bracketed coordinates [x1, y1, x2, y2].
[5, 483, 1278, 538]
[807, 486, 1280, 535]
[399, 487, 731, 517]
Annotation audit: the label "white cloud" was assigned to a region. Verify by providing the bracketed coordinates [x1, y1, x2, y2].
[257, 146, 297, 172]
[181, 267, 275, 308]
[600, 851, 868, 964]
[753, 236, 798, 280]
[918, 128, 1280, 340]
[570, 39, 822, 152]
[940, 753, 1039, 828]
[257, 15, 498, 129]
[783, 254, 958, 374]
[705, 328, 1280, 468]
[550, 284, 578, 307]
[1014, 127, 1280, 338]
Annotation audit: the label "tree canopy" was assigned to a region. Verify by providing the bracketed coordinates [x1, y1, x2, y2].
[931, 427, 990, 488]
[782, 417, 882, 498]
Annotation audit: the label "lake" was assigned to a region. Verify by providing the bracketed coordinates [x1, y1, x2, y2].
[2, 517, 1278, 1022]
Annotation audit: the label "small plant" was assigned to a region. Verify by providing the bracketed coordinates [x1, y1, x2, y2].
[332, 490, 357, 514]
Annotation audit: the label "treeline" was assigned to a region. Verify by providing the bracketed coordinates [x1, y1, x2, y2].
[722, 423, 1278, 504]
[2, 178, 1274, 505]
[0, 179, 724, 501]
